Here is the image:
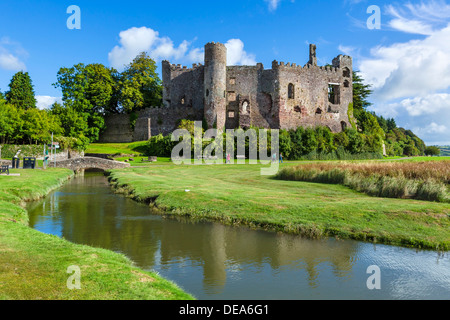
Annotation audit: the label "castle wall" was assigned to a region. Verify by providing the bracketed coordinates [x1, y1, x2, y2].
[99, 43, 354, 143]
[99, 114, 134, 143]
[225, 65, 278, 130]
[138, 106, 203, 137]
[162, 61, 205, 111]
[273, 59, 352, 133]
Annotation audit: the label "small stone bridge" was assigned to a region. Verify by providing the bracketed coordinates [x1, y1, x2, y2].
[53, 157, 130, 172]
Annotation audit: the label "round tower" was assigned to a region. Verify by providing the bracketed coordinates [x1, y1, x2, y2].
[204, 42, 227, 130]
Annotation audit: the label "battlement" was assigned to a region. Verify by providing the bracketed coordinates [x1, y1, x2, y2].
[205, 41, 226, 48]
[271, 60, 340, 74]
[162, 60, 204, 73]
[319, 65, 339, 73]
[272, 60, 304, 70]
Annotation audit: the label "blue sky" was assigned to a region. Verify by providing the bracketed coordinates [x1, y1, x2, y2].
[1, 0, 450, 145]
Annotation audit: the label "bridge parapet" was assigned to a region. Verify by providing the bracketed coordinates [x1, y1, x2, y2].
[53, 157, 130, 172]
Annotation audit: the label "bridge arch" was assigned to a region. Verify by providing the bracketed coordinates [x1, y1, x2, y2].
[53, 157, 130, 172]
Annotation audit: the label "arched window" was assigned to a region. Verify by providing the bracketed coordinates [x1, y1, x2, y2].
[344, 80, 350, 88]
[242, 100, 249, 114]
[341, 121, 347, 131]
[343, 67, 351, 78]
[288, 83, 295, 99]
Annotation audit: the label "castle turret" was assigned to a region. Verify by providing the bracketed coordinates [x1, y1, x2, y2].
[308, 44, 317, 66]
[162, 60, 171, 108]
[204, 42, 227, 130]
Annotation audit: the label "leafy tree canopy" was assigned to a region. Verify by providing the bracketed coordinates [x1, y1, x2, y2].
[6, 71, 37, 110]
[118, 52, 162, 113]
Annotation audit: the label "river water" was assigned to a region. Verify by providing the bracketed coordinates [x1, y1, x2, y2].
[26, 173, 450, 300]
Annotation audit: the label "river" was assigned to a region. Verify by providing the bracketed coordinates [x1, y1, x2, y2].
[26, 172, 450, 300]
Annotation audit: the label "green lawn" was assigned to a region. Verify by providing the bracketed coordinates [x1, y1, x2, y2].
[0, 168, 194, 300]
[107, 162, 450, 250]
[85, 141, 148, 155]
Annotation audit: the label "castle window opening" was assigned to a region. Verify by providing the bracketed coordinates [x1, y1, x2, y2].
[206, 89, 209, 97]
[228, 111, 235, 118]
[288, 83, 295, 99]
[344, 80, 350, 88]
[343, 67, 351, 78]
[230, 78, 236, 85]
[341, 121, 347, 131]
[328, 83, 340, 104]
[315, 108, 323, 115]
[181, 96, 185, 105]
[228, 92, 236, 101]
[242, 100, 249, 114]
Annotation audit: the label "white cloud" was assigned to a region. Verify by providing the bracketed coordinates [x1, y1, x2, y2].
[36, 96, 62, 110]
[265, 0, 281, 11]
[108, 27, 194, 70]
[338, 45, 356, 56]
[356, 2, 450, 145]
[388, 18, 435, 35]
[386, 4, 436, 35]
[224, 39, 257, 66]
[187, 47, 204, 63]
[397, 93, 450, 117]
[108, 27, 257, 69]
[374, 93, 450, 145]
[0, 52, 26, 71]
[359, 24, 450, 101]
[0, 38, 27, 71]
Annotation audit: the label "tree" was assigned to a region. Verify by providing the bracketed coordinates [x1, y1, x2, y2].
[118, 52, 162, 113]
[0, 102, 24, 144]
[22, 108, 63, 144]
[50, 102, 90, 148]
[352, 71, 373, 113]
[386, 118, 397, 132]
[425, 146, 441, 156]
[346, 128, 365, 154]
[5, 71, 37, 109]
[279, 130, 292, 159]
[53, 63, 119, 142]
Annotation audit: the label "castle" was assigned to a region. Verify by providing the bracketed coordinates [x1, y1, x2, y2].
[99, 42, 353, 143]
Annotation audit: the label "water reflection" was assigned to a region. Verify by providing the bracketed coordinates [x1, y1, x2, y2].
[27, 173, 450, 300]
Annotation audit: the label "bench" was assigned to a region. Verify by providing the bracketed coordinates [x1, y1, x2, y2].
[236, 155, 246, 160]
[0, 165, 9, 175]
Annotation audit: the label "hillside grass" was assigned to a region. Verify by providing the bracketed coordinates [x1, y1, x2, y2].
[0, 168, 194, 300]
[85, 141, 148, 156]
[107, 162, 450, 251]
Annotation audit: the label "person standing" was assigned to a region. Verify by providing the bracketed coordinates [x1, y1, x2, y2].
[279, 153, 283, 163]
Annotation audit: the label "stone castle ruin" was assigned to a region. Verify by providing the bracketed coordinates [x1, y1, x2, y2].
[99, 42, 353, 143]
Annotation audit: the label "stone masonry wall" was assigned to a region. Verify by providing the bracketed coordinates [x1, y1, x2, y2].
[99, 43, 354, 143]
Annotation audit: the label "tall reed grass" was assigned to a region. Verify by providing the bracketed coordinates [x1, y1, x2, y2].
[276, 161, 450, 203]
